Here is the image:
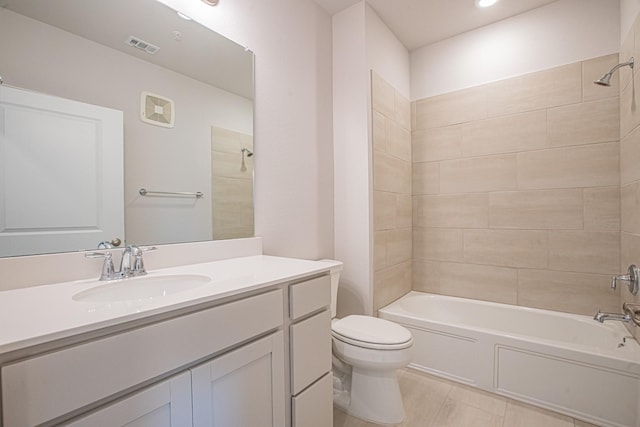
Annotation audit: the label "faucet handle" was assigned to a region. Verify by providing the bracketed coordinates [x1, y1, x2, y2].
[128, 245, 157, 276]
[613, 265, 639, 295]
[85, 251, 117, 281]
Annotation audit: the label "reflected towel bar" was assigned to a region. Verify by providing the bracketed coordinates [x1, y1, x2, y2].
[139, 188, 204, 198]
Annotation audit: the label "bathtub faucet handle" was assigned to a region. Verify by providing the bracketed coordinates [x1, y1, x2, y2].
[612, 265, 639, 295]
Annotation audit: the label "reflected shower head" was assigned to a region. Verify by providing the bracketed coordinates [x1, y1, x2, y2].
[594, 57, 634, 86]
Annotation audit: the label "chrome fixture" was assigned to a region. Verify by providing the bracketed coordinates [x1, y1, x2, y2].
[593, 309, 631, 324]
[611, 264, 639, 295]
[85, 245, 157, 281]
[623, 302, 640, 327]
[241, 147, 253, 172]
[139, 188, 203, 198]
[594, 57, 634, 86]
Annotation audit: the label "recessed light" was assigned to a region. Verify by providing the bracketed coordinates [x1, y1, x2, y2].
[202, 0, 219, 5]
[475, 0, 498, 8]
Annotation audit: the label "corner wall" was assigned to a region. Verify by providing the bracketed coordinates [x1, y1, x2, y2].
[619, 9, 640, 339]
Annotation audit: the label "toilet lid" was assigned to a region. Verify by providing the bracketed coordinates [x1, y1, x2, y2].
[332, 315, 413, 349]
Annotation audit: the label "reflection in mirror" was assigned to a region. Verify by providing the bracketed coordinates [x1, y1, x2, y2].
[0, 0, 254, 257]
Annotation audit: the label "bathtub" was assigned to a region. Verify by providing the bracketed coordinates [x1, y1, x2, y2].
[379, 291, 640, 427]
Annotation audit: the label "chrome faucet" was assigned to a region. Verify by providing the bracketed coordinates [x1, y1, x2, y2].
[593, 309, 631, 323]
[85, 245, 156, 281]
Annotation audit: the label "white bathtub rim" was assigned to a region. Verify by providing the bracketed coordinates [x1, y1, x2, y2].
[379, 291, 640, 367]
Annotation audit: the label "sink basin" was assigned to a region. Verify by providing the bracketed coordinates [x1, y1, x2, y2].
[73, 274, 211, 303]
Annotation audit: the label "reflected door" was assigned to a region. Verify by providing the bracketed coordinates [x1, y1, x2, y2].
[0, 86, 124, 256]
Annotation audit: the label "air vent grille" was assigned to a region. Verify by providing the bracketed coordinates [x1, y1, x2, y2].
[125, 36, 159, 55]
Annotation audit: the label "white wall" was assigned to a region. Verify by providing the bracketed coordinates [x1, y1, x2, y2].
[621, 0, 640, 39]
[156, 0, 335, 260]
[365, 5, 411, 99]
[332, 2, 409, 316]
[411, 0, 620, 100]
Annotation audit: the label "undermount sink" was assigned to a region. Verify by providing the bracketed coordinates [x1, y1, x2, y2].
[73, 274, 212, 303]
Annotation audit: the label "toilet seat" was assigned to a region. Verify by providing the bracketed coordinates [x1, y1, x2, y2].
[331, 315, 413, 350]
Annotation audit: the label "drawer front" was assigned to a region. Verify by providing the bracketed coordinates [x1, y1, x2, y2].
[290, 310, 331, 395]
[289, 275, 330, 320]
[2, 289, 283, 427]
[292, 373, 333, 427]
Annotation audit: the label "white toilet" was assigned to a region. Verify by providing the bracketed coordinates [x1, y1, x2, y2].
[320, 260, 414, 425]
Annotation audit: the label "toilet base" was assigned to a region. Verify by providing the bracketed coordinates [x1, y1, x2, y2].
[332, 366, 405, 425]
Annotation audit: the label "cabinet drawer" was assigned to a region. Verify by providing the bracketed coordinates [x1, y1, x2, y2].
[2, 289, 283, 427]
[289, 275, 330, 320]
[290, 310, 331, 395]
[292, 373, 333, 427]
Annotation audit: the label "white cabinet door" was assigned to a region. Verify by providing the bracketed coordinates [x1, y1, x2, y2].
[0, 85, 124, 256]
[191, 331, 285, 427]
[63, 372, 192, 427]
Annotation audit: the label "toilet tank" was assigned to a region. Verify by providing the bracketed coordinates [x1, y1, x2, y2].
[317, 259, 343, 318]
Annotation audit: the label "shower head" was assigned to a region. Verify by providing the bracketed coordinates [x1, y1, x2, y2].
[241, 147, 253, 157]
[594, 57, 634, 86]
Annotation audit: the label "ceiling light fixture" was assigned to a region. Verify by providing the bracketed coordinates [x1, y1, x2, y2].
[475, 0, 498, 8]
[201, 0, 219, 5]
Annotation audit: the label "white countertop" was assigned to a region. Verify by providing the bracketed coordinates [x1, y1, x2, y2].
[0, 255, 331, 354]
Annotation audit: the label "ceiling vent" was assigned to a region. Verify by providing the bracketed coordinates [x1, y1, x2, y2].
[125, 36, 159, 55]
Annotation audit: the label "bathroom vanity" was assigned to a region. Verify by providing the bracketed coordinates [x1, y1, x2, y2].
[0, 255, 333, 427]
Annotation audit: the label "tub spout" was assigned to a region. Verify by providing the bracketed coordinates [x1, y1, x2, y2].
[593, 309, 631, 323]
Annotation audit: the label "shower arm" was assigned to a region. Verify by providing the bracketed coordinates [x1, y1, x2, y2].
[605, 58, 635, 77]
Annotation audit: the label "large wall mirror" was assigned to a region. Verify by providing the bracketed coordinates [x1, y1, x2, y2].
[0, 0, 255, 257]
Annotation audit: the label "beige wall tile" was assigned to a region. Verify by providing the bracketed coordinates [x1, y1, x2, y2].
[489, 189, 583, 230]
[517, 142, 619, 190]
[440, 154, 518, 193]
[385, 228, 412, 266]
[412, 125, 462, 162]
[620, 124, 640, 185]
[413, 260, 440, 294]
[584, 187, 620, 231]
[211, 126, 253, 153]
[371, 72, 395, 119]
[461, 110, 547, 157]
[374, 190, 396, 231]
[374, 231, 386, 271]
[487, 63, 582, 117]
[396, 193, 413, 228]
[413, 228, 464, 262]
[396, 91, 411, 131]
[413, 260, 517, 305]
[517, 269, 619, 315]
[621, 233, 640, 337]
[620, 75, 640, 139]
[621, 183, 640, 234]
[374, 151, 411, 193]
[413, 162, 439, 195]
[583, 54, 620, 101]
[464, 230, 548, 269]
[387, 120, 411, 161]
[548, 231, 620, 274]
[548, 97, 619, 147]
[416, 194, 489, 228]
[374, 261, 411, 311]
[414, 85, 487, 129]
[372, 110, 386, 153]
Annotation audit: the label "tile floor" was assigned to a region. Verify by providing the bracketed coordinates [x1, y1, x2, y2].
[333, 368, 600, 427]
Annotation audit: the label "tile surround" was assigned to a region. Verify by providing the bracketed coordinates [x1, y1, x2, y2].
[620, 15, 640, 341]
[410, 54, 622, 316]
[372, 72, 412, 312]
